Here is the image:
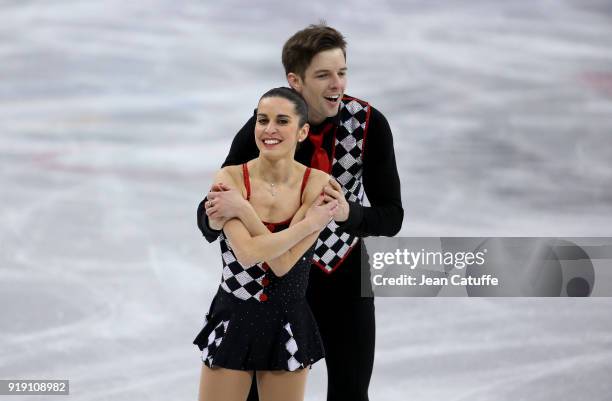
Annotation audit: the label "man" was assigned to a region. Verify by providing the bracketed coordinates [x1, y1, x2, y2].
[198, 24, 403, 401]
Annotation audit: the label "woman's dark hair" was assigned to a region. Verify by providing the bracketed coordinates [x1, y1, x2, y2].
[259, 87, 309, 127]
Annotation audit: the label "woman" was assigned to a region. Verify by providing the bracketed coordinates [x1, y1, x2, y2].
[194, 87, 337, 401]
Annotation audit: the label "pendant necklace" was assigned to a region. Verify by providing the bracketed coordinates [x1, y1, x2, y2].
[255, 162, 282, 197]
[268, 182, 277, 197]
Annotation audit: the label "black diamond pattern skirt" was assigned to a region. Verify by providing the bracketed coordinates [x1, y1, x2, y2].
[193, 286, 324, 371]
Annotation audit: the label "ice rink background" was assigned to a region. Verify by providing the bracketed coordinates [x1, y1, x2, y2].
[2, 0, 612, 400]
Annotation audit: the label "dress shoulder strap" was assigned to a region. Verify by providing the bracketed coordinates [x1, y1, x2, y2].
[300, 167, 312, 198]
[242, 163, 251, 200]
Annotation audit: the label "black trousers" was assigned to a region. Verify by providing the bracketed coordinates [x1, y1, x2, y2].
[313, 296, 375, 401]
[247, 242, 376, 401]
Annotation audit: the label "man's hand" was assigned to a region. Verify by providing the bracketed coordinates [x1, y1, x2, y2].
[305, 194, 338, 232]
[205, 183, 247, 230]
[323, 178, 350, 223]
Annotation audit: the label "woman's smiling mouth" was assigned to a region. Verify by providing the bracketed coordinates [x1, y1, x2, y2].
[262, 138, 282, 146]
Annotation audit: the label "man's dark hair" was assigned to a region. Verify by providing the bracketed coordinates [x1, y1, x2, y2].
[282, 23, 347, 78]
[259, 87, 309, 126]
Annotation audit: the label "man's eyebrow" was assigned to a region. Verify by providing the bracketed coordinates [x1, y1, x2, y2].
[313, 67, 348, 74]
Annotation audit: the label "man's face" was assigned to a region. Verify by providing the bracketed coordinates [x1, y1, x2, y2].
[291, 48, 347, 124]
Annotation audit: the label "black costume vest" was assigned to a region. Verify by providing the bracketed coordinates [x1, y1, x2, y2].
[313, 96, 370, 273]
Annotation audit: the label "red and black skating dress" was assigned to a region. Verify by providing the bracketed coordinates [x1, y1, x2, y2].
[193, 164, 324, 371]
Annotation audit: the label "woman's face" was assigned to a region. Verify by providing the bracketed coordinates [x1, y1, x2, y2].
[255, 97, 308, 160]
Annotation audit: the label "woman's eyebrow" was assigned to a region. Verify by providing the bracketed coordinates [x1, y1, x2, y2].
[257, 113, 292, 119]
